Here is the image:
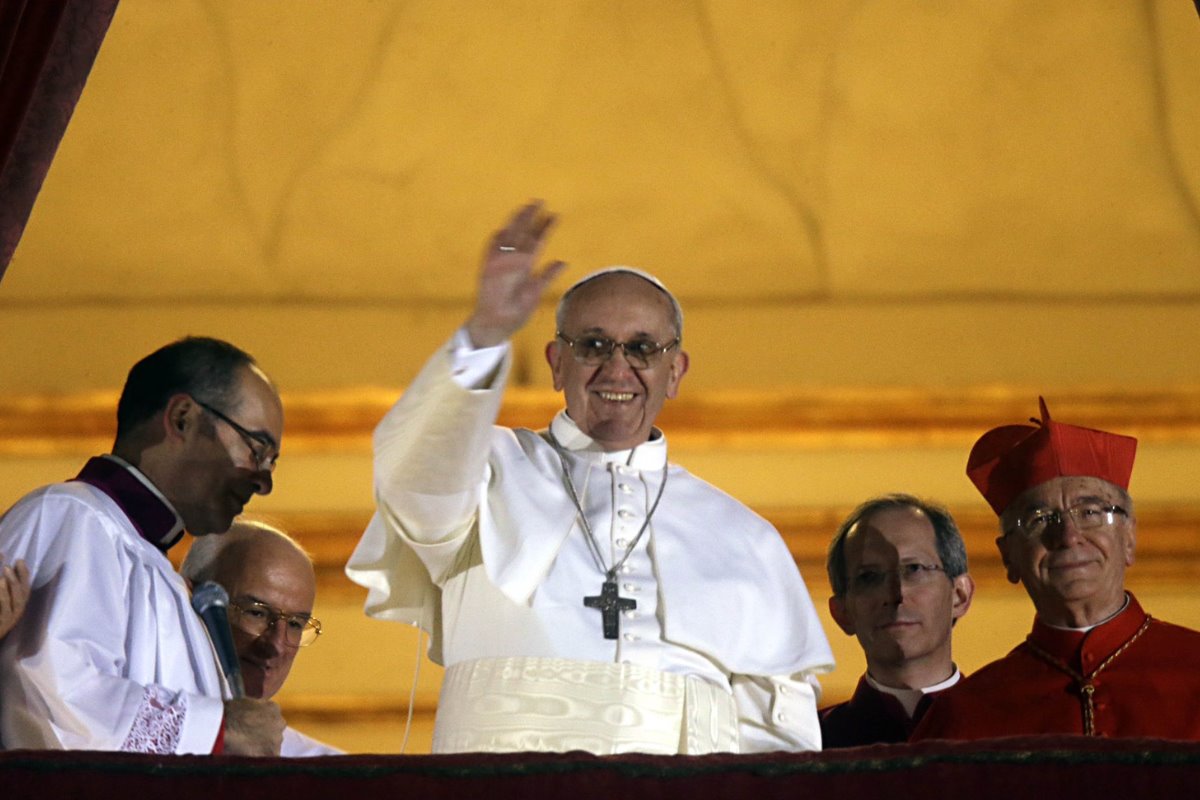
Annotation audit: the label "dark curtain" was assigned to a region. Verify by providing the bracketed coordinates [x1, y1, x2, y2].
[0, 0, 118, 281]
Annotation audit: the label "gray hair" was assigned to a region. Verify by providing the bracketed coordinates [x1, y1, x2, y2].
[554, 267, 684, 340]
[181, 518, 311, 586]
[827, 493, 968, 597]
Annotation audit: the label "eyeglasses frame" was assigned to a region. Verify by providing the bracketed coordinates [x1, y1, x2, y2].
[229, 599, 322, 648]
[555, 331, 680, 369]
[847, 562, 947, 594]
[1008, 503, 1129, 539]
[193, 397, 278, 471]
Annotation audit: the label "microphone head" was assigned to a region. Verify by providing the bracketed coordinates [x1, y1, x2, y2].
[191, 581, 230, 615]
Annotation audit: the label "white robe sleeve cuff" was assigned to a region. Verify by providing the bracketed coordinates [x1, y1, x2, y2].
[730, 672, 823, 752]
[178, 691, 226, 754]
[117, 685, 224, 755]
[450, 328, 510, 390]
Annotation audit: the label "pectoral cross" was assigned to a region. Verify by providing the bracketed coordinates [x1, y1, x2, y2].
[584, 580, 637, 640]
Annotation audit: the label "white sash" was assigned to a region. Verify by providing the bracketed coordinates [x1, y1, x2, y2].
[432, 656, 739, 755]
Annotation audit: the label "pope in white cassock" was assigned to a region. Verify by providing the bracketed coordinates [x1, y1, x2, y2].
[346, 202, 834, 753]
[0, 337, 286, 755]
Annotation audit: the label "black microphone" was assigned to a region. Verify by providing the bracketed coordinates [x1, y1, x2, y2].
[191, 581, 246, 699]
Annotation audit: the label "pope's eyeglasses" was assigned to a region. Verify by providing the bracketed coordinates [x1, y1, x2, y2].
[555, 332, 679, 370]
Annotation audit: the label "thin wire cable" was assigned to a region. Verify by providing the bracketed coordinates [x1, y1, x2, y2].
[400, 625, 424, 753]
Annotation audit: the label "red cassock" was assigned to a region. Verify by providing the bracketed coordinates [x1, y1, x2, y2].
[912, 594, 1200, 741]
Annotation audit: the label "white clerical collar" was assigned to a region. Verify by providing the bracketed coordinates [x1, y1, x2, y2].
[866, 666, 962, 718]
[1044, 593, 1131, 633]
[548, 410, 668, 470]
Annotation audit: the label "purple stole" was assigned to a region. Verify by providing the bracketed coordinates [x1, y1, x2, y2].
[72, 456, 184, 551]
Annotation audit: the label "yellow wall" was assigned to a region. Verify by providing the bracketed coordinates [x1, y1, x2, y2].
[2, 1, 1200, 753]
[3, 0, 1199, 395]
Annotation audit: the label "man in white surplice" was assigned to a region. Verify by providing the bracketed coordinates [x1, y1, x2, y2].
[0, 337, 286, 755]
[346, 202, 834, 753]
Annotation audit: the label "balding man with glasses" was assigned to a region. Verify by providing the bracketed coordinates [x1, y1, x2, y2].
[913, 399, 1200, 740]
[182, 519, 341, 756]
[347, 202, 833, 754]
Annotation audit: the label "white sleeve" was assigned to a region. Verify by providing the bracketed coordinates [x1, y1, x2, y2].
[119, 683, 224, 754]
[281, 725, 345, 757]
[371, 334, 511, 552]
[345, 333, 518, 649]
[730, 672, 823, 752]
[0, 492, 223, 754]
[448, 327, 510, 390]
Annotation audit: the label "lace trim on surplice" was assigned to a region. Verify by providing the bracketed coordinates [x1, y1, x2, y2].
[119, 685, 187, 753]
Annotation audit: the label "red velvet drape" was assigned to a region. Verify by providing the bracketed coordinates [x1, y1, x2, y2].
[0, 0, 118, 281]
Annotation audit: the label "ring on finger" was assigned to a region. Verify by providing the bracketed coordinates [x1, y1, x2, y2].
[497, 245, 517, 253]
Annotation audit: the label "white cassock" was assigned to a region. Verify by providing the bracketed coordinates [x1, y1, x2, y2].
[346, 334, 834, 754]
[0, 456, 225, 753]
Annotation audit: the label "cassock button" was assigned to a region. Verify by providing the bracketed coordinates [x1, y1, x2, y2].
[619, 483, 633, 493]
[778, 685, 789, 695]
[617, 509, 633, 520]
[623, 633, 637, 641]
[616, 538, 628, 548]
[623, 583, 637, 593]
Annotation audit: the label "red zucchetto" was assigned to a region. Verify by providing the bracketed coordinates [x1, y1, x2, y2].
[966, 397, 1138, 515]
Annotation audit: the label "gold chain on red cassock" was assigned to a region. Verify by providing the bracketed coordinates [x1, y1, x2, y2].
[1022, 616, 1153, 736]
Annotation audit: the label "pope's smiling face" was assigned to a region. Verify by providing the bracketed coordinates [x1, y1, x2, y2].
[546, 273, 688, 451]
